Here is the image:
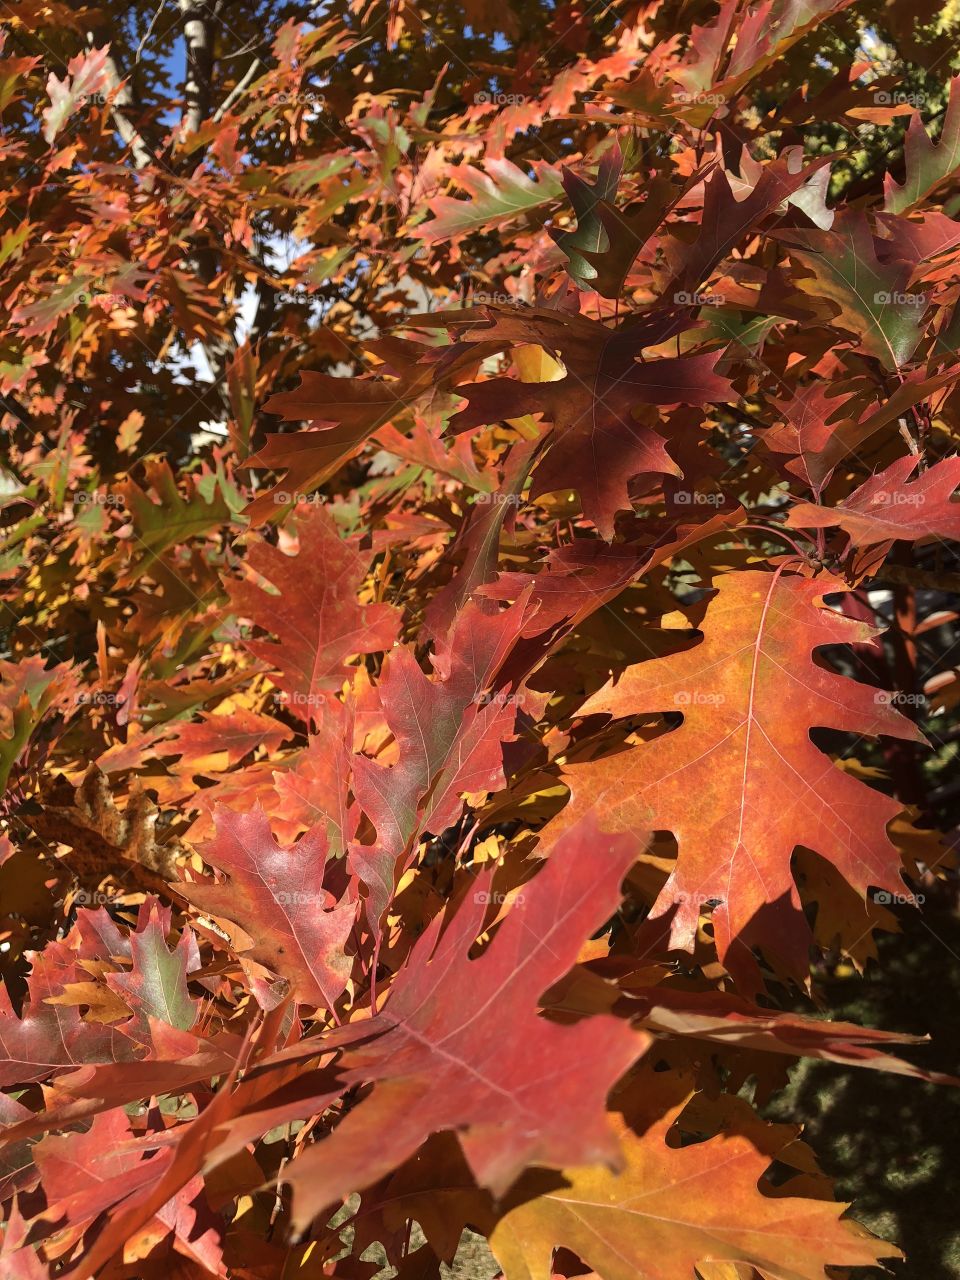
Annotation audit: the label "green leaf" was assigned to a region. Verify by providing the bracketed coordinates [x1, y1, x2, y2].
[0, 657, 76, 793]
[776, 209, 927, 369]
[885, 74, 960, 213]
[111, 459, 234, 580]
[107, 906, 198, 1033]
[552, 144, 624, 291]
[414, 158, 564, 243]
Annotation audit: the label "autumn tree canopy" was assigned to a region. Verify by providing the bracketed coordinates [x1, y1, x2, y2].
[3, 0, 960, 1276]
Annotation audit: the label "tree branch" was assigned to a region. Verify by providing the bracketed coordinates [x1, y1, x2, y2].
[213, 56, 263, 121]
[85, 36, 156, 169]
[178, 0, 216, 139]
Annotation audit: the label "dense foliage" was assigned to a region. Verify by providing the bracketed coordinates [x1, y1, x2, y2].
[3, 0, 960, 1276]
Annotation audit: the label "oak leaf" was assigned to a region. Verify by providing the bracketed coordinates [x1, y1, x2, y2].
[353, 597, 533, 866]
[183, 804, 356, 1009]
[885, 73, 960, 212]
[278, 817, 648, 1229]
[226, 504, 399, 721]
[786, 455, 960, 549]
[775, 210, 927, 369]
[106, 903, 199, 1034]
[572, 569, 924, 990]
[414, 158, 564, 243]
[436, 306, 732, 536]
[252, 339, 483, 519]
[42, 45, 110, 143]
[490, 1071, 896, 1280]
[0, 949, 141, 1089]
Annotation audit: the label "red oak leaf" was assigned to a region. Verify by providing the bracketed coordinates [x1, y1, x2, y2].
[226, 504, 399, 723]
[619, 985, 957, 1084]
[250, 337, 484, 521]
[183, 805, 356, 1009]
[154, 708, 294, 778]
[277, 816, 648, 1229]
[436, 306, 731, 536]
[568, 570, 924, 991]
[353, 597, 532, 866]
[0, 950, 141, 1089]
[787, 454, 960, 548]
[763, 364, 960, 494]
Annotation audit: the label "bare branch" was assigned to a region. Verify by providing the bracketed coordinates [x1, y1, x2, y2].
[136, 0, 169, 62]
[213, 56, 263, 122]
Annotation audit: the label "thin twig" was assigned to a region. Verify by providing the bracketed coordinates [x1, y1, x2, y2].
[136, 0, 168, 62]
[213, 57, 263, 122]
